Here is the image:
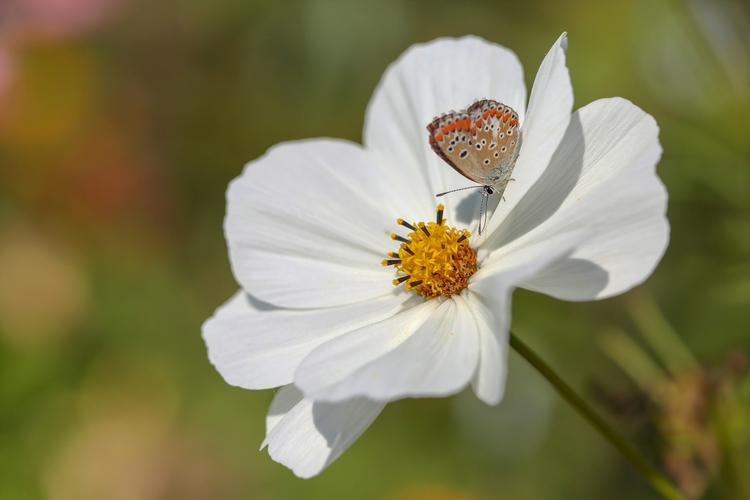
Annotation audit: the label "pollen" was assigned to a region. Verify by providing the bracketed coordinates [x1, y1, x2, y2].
[382, 204, 477, 299]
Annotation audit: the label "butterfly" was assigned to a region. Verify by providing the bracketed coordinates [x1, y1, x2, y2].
[427, 99, 522, 233]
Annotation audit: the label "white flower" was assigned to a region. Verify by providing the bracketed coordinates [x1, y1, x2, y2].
[202, 33, 669, 478]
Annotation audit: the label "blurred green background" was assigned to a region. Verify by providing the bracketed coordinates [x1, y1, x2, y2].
[0, 0, 749, 499]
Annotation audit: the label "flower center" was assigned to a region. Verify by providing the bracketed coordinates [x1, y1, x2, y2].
[382, 204, 477, 299]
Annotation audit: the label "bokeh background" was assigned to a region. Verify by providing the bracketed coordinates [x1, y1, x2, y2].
[1, 0, 749, 499]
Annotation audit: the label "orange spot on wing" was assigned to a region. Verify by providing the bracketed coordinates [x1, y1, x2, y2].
[509, 119, 518, 127]
[482, 110, 490, 119]
[441, 126, 449, 134]
[502, 113, 509, 123]
[435, 133, 443, 142]
[448, 122, 456, 132]
[475, 118, 483, 128]
[463, 118, 470, 130]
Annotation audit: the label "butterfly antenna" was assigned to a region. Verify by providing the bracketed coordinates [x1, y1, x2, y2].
[436, 185, 480, 197]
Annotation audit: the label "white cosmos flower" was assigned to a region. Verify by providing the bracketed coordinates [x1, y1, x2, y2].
[202, 33, 669, 478]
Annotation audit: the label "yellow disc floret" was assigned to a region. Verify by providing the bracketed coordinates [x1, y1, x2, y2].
[382, 204, 477, 299]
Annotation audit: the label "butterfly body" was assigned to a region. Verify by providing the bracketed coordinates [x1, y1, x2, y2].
[427, 99, 521, 196]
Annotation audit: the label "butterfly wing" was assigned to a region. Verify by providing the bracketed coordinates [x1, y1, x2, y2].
[427, 99, 521, 189]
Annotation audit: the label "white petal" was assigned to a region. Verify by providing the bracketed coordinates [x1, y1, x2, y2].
[262, 385, 385, 478]
[265, 384, 302, 436]
[464, 290, 507, 405]
[226, 139, 410, 309]
[468, 229, 591, 405]
[364, 36, 527, 223]
[202, 290, 408, 390]
[484, 98, 667, 300]
[295, 297, 480, 402]
[485, 33, 573, 233]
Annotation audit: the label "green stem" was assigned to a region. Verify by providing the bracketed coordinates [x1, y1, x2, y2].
[509, 331, 686, 500]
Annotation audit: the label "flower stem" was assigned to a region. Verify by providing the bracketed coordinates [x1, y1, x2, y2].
[509, 331, 686, 500]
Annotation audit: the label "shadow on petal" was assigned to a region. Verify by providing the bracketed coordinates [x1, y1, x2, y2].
[245, 292, 279, 312]
[520, 257, 609, 300]
[263, 386, 384, 477]
[455, 191, 480, 226]
[488, 113, 585, 250]
[310, 397, 385, 467]
[267, 386, 302, 421]
[454, 188, 501, 228]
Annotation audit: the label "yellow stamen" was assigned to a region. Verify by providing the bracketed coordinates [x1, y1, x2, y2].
[385, 204, 477, 299]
